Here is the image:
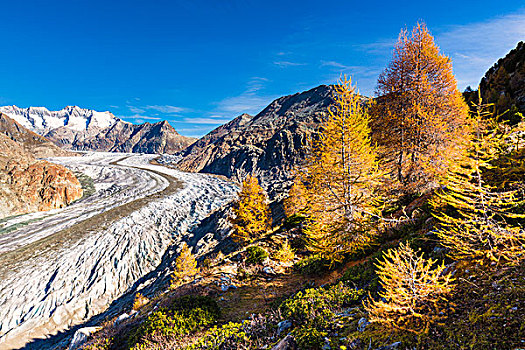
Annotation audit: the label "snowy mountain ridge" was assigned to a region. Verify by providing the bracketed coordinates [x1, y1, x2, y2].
[0, 105, 194, 154]
[0, 105, 125, 134]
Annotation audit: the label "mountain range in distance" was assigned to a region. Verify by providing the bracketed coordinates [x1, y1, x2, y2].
[0, 86, 337, 200]
[0, 105, 195, 154]
[1, 41, 523, 202]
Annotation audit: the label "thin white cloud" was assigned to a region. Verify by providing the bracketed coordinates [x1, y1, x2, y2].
[144, 105, 185, 114]
[357, 39, 396, 55]
[321, 60, 350, 69]
[128, 106, 145, 114]
[274, 61, 307, 68]
[119, 114, 162, 121]
[216, 95, 272, 114]
[321, 60, 381, 77]
[183, 117, 232, 124]
[437, 12, 525, 89]
[214, 77, 277, 115]
[126, 104, 186, 116]
[320, 60, 383, 95]
[245, 77, 269, 94]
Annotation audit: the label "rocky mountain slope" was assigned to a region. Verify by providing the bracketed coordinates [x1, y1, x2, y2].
[0, 113, 73, 158]
[0, 129, 83, 219]
[474, 41, 525, 124]
[60, 119, 195, 154]
[0, 105, 195, 154]
[176, 85, 335, 199]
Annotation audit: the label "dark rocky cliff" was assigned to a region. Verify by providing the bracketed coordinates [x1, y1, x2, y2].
[46, 120, 196, 154]
[176, 85, 335, 199]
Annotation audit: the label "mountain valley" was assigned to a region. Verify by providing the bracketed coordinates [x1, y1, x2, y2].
[0, 38, 524, 350]
[0, 153, 237, 349]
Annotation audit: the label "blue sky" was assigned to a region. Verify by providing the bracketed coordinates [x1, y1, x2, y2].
[0, 1, 524, 137]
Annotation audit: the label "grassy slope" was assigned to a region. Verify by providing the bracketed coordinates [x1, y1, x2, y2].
[80, 173, 525, 350]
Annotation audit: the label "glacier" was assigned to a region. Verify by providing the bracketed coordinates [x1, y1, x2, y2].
[0, 153, 237, 349]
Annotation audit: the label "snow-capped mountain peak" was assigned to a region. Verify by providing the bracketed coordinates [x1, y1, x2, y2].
[0, 105, 122, 133]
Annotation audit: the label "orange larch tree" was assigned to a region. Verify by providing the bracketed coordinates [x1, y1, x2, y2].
[364, 242, 454, 333]
[292, 77, 383, 263]
[170, 242, 200, 289]
[230, 175, 272, 244]
[373, 22, 470, 191]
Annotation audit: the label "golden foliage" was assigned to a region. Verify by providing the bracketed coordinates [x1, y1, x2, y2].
[170, 242, 199, 289]
[231, 175, 272, 244]
[132, 292, 149, 311]
[431, 93, 525, 265]
[373, 22, 470, 191]
[274, 240, 295, 262]
[283, 180, 307, 217]
[364, 242, 454, 333]
[290, 77, 383, 263]
[215, 251, 225, 264]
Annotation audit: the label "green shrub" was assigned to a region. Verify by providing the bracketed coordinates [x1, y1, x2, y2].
[200, 257, 212, 269]
[245, 246, 269, 265]
[294, 326, 327, 350]
[340, 260, 378, 292]
[128, 295, 220, 348]
[294, 254, 332, 275]
[171, 295, 220, 316]
[186, 321, 250, 349]
[290, 235, 307, 250]
[280, 282, 363, 328]
[282, 213, 306, 230]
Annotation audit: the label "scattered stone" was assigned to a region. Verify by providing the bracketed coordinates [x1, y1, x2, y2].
[271, 334, 297, 350]
[357, 317, 370, 332]
[277, 320, 292, 335]
[69, 327, 101, 350]
[263, 266, 276, 275]
[322, 337, 331, 349]
[221, 284, 237, 292]
[433, 246, 446, 254]
[114, 313, 130, 325]
[349, 338, 363, 349]
[375, 341, 402, 350]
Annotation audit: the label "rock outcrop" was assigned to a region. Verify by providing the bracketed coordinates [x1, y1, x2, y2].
[176, 85, 335, 199]
[58, 119, 196, 154]
[0, 105, 195, 154]
[473, 41, 525, 124]
[0, 115, 83, 219]
[0, 113, 73, 157]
